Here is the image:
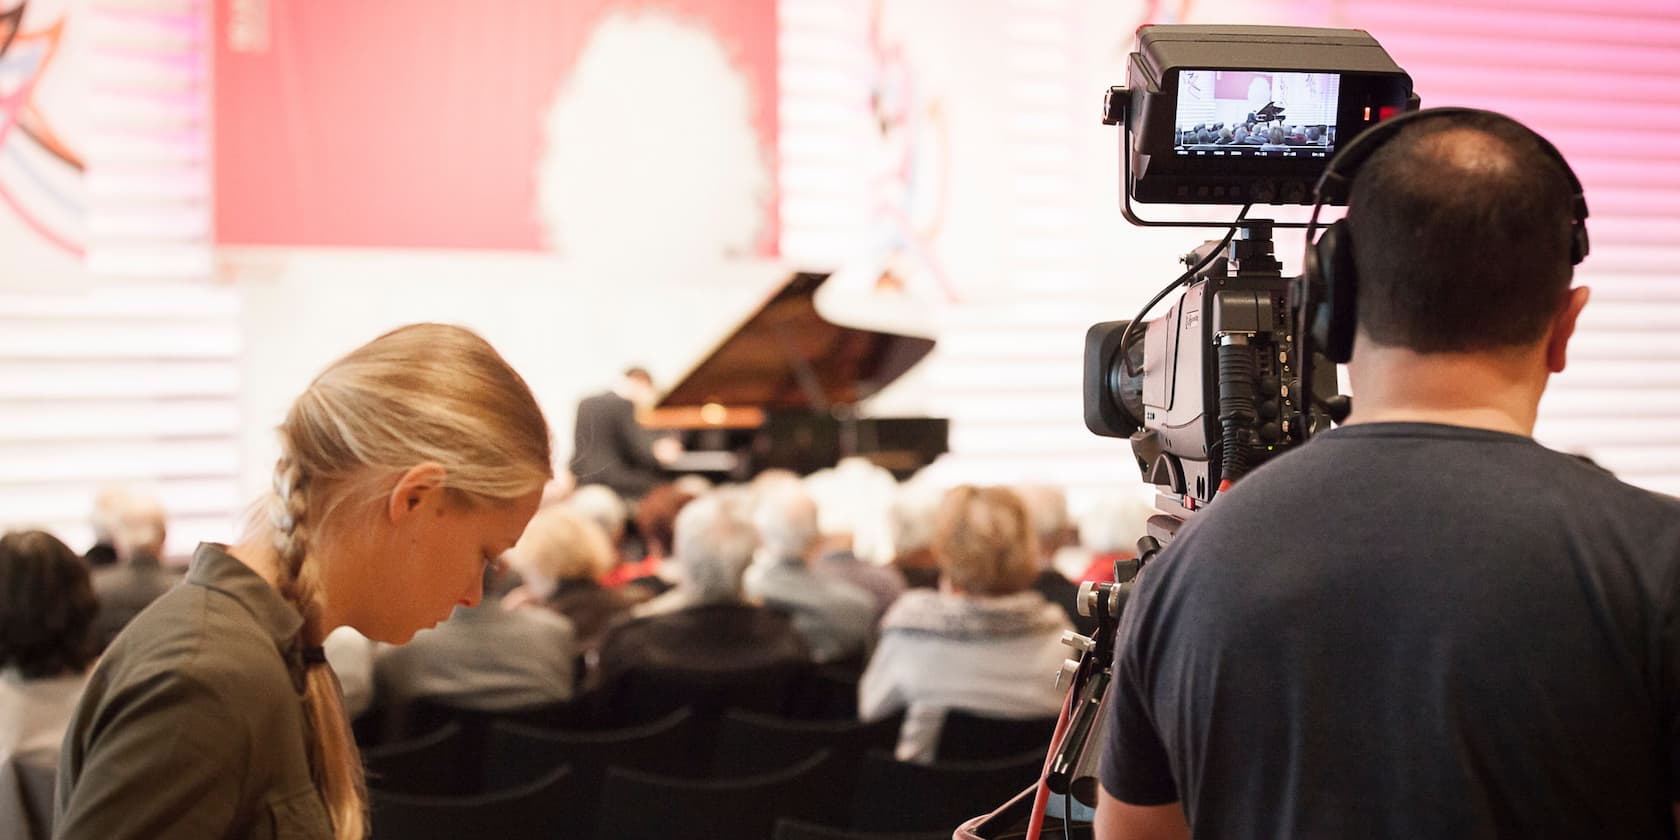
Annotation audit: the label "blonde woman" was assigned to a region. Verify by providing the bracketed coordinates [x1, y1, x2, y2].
[55, 324, 553, 840]
[858, 485, 1073, 763]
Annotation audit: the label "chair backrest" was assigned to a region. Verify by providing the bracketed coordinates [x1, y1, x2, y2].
[369, 762, 579, 840]
[936, 709, 1057, 762]
[484, 706, 702, 838]
[594, 749, 846, 840]
[850, 749, 1044, 833]
[711, 708, 902, 778]
[773, 817, 951, 840]
[785, 663, 863, 720]
[361, 720, 470, 796]
[607, 659, 811, 724]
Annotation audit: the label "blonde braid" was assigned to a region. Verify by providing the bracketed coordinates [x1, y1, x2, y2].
[268, 452, 368, 840]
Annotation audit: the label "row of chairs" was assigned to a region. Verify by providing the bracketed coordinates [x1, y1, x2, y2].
[370, 744, 1045, 839]
[363, 706, 1057, 839]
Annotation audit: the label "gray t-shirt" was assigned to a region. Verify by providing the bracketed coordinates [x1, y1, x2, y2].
[56, 543, 331, 840]
[1101, 422, 1680, 839]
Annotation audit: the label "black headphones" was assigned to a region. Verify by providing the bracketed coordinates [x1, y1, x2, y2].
[1298, 107, 1591, 364]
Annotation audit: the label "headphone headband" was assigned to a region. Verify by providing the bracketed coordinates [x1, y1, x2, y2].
[1313, 107, 1589, 258]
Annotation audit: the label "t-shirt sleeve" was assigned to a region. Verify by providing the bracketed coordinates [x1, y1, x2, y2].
[1098, 588, 1180, 806]
[55, 669, 252, 840]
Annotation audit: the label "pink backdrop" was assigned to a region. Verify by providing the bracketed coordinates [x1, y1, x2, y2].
[211, 0, 778, 251]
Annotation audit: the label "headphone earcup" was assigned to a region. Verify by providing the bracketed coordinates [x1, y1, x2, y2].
[1311, 221, 1359, 364]
[1570, 222, 1590, 266]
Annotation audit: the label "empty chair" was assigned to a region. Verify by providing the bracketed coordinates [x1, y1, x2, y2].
[936, 709, 1057, 762]
[774, 818, 949, 840]
[594, 749, 846, 840]
[483, 707, 703, 839]
[369, 762, 578, 840]
[850, 749, 1044, 833]
[361, 721, 469, 796]
[711, 708, 902, 778]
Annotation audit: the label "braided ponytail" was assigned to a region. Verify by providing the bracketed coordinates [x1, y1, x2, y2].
[268, 453, 366, 840]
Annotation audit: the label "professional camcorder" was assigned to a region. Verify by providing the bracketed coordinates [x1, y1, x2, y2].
[967, 27, 1418, 838]
[1082, 25, 1416, 543]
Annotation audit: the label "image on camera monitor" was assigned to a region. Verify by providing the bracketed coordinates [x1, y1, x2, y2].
[1173, 70, 1340, 159]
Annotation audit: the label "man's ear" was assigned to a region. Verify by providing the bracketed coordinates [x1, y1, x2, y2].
[1545, 286, 1591, 374]
[386, 463, 449, 525]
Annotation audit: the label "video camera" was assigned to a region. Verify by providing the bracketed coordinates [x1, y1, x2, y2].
[1082, 25, 1416, 543]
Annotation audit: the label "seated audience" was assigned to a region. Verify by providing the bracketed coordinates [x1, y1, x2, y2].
[89, 492, 181, 652]
[859, 486, 1072, 763]
[595, 493, 809, 694]
[373, 567, 578, 712]
[1015, 484, 1094, 636]
[506, 504, 638, 654]
[745, 483, 878, 664]
[889, 486, 942, 589]
[0, 531, 98, 840]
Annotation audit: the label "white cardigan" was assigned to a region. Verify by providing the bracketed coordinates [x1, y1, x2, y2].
[858, 589, 1072, 763]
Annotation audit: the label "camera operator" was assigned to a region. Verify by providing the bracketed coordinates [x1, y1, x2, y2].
[1094, 112, 1680, 839]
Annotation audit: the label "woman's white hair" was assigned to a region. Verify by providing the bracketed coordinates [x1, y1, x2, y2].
[565, 484, 628, 542]
[671, 492, 758, 601]
[752, 482, 819, 563]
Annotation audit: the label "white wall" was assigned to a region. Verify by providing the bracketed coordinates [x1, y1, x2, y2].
[230, 248, 793, 500]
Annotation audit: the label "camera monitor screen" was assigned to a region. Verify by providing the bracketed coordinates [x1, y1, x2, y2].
[1174, 70, 1340, 159]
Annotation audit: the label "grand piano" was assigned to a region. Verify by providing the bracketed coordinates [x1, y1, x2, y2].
[643, 271, 948, 480]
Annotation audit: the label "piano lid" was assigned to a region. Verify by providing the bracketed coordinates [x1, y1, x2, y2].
[653, 271, 936, 413]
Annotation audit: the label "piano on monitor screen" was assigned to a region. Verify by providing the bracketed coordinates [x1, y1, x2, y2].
[642, 271, 948, 480]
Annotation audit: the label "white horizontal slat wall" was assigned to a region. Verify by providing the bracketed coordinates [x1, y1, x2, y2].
[1303, 0, 1680, 494]
[0, 0, 238, 554]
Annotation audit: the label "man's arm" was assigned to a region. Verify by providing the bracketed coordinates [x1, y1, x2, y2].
[1095, 787, 1190, 840]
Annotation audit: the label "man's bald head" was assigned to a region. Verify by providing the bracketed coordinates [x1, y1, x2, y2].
[1346, 113, 1578, 353]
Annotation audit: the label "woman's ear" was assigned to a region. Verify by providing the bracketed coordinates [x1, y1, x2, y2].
[386, 463, 449, 525]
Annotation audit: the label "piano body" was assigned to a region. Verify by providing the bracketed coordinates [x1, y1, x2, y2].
[643, 271, 948, 480]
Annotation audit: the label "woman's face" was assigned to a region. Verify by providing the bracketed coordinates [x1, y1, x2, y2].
[333, 480, 542, 644]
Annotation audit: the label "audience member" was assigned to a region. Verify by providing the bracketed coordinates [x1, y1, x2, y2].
[611, 482, 695, 596]
[0, 531, 97, 840]
[89, 492, 181, 652]
[859, 486, 1072, 763]
[804, 459, 907, 615]
[374, 566, 578, 712]
[567, 483, 630, 556]
[82, 487, 126, 569]
[55, 324, 552, 840]
[1074, 489, 1154, 583]
[1015, 484, 1094, 636]
[745, 483, 878, 664]
[506, 503, 637, 654]
[595, 493, 809, 696]
[888, 486, 942, 589]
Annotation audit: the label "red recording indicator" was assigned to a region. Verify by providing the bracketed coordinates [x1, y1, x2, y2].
[1378, 105, 1402, 121]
